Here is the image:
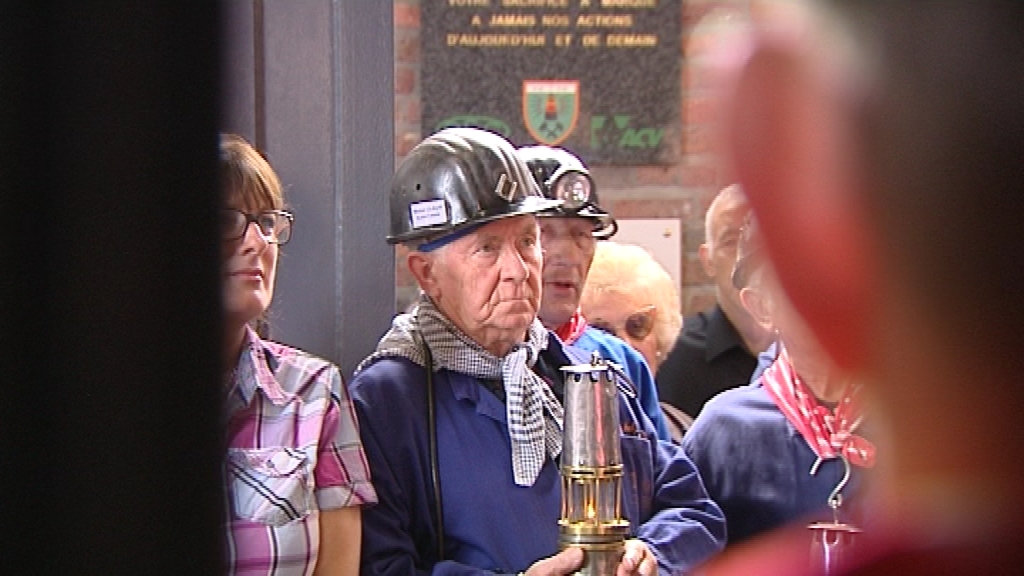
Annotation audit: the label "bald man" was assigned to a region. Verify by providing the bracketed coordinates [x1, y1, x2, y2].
[656, 185, 773, 420]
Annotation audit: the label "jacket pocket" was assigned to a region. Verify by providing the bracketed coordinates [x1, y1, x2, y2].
[619, 434, 655, 531]
[227, 447, 313, 526]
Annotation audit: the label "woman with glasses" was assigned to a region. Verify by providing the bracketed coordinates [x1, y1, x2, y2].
[220, 133, 376, 575]
[580, 241, 692, 441]
[580, 240, 682, 375]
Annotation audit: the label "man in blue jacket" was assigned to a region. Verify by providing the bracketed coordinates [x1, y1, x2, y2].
[517, 144, 671, 442]
[683, 215, 874, 546]
[350, 127, 725, 575]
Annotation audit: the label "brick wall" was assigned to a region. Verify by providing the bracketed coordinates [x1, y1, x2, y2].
[393, 0, 752, 316]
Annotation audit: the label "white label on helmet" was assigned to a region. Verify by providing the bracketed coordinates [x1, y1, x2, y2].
[410, 199, 448, 229]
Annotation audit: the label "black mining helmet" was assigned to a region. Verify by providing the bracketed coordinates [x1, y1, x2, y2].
[387, 127, 562, 247]
[517, 145, 617, 240]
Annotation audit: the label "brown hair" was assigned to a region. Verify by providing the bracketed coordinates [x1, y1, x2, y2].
[219, 133, 286, 211]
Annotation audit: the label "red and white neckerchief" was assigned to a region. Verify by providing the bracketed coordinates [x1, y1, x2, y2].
[554, 309, 588, 345]
[761, 345, 876, 469]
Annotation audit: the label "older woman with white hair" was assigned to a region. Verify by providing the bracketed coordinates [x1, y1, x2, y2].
[580, 241, 682, 375]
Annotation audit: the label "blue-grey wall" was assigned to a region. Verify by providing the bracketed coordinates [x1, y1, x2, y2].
[222, 0, 395, 378]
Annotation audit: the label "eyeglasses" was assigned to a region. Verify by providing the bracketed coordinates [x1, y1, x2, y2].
[220, 209, 294, 245]
[590, 305, 657, 341]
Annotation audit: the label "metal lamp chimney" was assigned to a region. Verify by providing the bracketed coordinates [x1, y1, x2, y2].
[559, 353, 630, 575]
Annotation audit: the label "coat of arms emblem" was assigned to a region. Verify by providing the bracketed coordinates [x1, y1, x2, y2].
[523, 80, 579, 146]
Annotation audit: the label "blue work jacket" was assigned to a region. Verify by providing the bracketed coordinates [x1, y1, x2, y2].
[573, 326, 672, 442]
[683, 380, 870, 545]
[349, 333, 725, 575]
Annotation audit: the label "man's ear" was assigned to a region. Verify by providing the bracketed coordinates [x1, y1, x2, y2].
[739, 286, 773, 332]
[724, 27, 877, 372]
[407, 251, 439, 299]
[697, 243, 715, 278]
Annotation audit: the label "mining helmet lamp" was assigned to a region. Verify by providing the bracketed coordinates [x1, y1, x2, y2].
[551, 170, 594, 209]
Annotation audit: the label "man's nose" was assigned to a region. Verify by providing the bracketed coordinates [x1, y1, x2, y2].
[498, 242, 529, 281]
[542, 236, 578, 262]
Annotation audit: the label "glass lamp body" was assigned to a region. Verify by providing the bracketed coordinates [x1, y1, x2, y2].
[559, 357, 630, 575]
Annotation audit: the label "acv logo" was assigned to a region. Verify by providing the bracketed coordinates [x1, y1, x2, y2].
[434, 115, 512, 138]
[590, 115, 664, 150]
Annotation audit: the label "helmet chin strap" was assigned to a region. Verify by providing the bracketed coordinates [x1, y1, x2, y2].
[416, 222, 484, 252]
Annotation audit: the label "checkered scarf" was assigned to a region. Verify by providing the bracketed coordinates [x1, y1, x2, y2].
[357, 293, 564, 487]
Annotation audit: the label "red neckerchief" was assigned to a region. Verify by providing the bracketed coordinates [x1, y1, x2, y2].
[761, 346, 876, 468]
[554, 309, 588, 345]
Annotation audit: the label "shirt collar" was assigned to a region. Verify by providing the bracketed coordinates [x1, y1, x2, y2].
[553, 309, 588, 344]
[230, 325, 291, 407]
[705, 304, 749, 361]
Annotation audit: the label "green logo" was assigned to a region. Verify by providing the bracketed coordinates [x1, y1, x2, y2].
[435, 115, 512, 137]
[591, 115, 664, 150]
[523, 80, 579, 146]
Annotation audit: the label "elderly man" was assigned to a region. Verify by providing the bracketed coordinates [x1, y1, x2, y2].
[683, 214, 874, 546]
[350, 128, 725, 575]
[698, 1, 1024, 574]
[518, 144, 671, 441]
[656, 185, 773, 421]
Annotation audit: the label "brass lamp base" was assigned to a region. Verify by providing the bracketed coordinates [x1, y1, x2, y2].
[559, 521, 631, 576]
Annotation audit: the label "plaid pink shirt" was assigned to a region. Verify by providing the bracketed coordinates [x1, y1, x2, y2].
[224, 327, 376, 575]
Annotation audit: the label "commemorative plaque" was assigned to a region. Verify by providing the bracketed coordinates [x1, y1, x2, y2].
[421, 0, 682, 165]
